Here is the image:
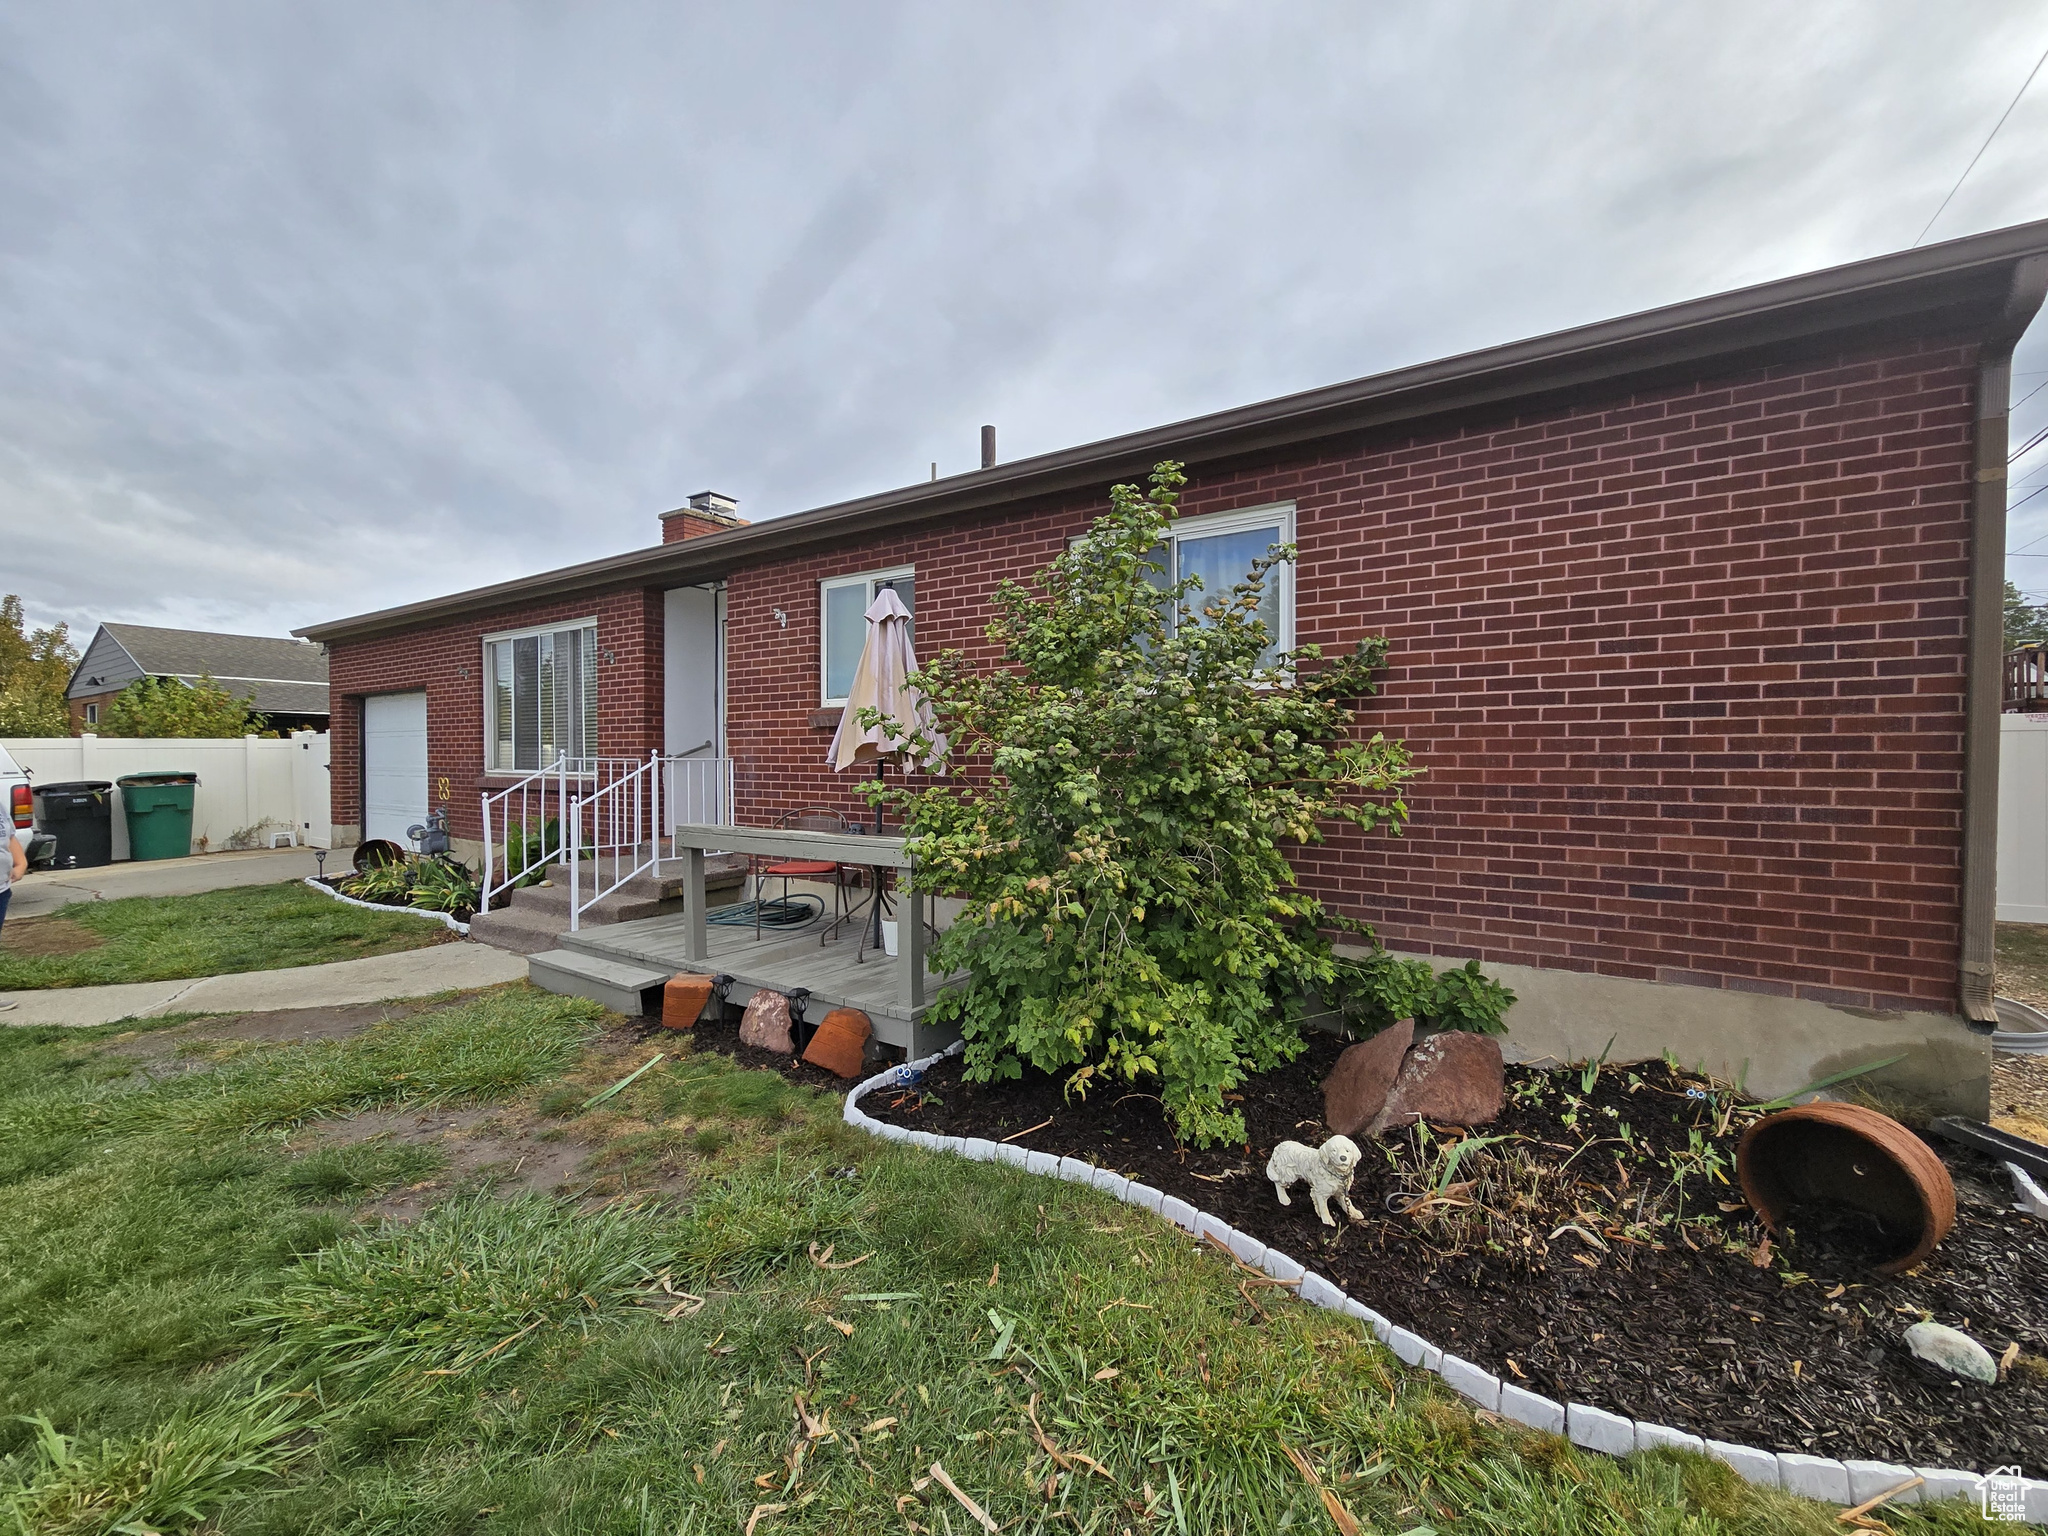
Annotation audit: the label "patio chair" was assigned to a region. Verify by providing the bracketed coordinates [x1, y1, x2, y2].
[753, 808, 865, 941]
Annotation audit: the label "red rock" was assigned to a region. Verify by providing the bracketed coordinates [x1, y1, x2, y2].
[661, 973, 714, 1031]
[739, 990, 795, 1054]
[1366, 1030, 1504, 1136]
[802, 1007, 873, 1078]
[1321, 1018, 1414, 1136]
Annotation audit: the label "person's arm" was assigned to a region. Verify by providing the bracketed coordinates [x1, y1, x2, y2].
[8, 829, 26, 883]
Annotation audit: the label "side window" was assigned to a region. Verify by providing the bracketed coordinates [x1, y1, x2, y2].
[820, 568, 914, 705]
[84, 703, 99, 725]
[1074, 504, 1293, 665]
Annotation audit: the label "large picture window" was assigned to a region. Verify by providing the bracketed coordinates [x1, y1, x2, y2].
[484, 621, 599, 772]
[820, 567, 914, 705]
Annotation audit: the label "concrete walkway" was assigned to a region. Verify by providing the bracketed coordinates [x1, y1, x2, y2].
[10, 846, 336, 920]
[0, 942, 530, 1027]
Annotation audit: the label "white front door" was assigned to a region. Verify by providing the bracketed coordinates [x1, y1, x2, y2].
[664, 586, 723, 758]
[362, 692, 428, 846]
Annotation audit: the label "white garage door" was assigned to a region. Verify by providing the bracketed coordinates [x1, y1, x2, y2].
[362, 692, 428, 847]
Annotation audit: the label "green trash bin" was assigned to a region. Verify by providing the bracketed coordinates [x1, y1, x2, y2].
[117, 771, 200, 861]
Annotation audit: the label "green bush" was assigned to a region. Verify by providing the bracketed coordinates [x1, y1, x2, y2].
[878, 461, 1418, 1145]
[1331, 953, 1517, 1036]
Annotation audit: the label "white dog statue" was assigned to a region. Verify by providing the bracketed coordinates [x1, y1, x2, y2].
[1265, 1134, 1365, 1226]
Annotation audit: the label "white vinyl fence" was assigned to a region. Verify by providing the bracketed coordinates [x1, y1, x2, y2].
[2001, 712, 2048, 924]
[1, 733, 330, 860]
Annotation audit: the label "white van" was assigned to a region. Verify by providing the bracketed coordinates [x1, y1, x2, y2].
[0, 743, 58, 867]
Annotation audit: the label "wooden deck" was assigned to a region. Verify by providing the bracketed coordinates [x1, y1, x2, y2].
[559, 823, 963, 1056]
[557, 910, 964, 1056]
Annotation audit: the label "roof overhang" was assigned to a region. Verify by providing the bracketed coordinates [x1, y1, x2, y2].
[300, 216, 2048, 646]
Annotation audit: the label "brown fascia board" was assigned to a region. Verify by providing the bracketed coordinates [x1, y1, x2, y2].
[300, 216, 2048, 645]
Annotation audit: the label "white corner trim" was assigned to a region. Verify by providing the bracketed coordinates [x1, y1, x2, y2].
[302, 876, 470, 935]
[838, 1063, 2001, 1509]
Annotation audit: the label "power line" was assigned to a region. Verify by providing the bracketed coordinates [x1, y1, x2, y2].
[1914, 39, 2048, 247]
[2014, 420, 2048, 465]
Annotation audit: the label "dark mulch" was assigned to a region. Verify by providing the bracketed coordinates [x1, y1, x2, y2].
[863, 1035, 2048, 1471]
[645, 1003, 874, 1094]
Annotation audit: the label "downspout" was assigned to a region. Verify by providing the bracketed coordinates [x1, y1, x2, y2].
[1960, 254, 2048, 1027]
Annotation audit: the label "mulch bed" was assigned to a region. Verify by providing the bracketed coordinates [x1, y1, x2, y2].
[861, 1034, 2048, 1471]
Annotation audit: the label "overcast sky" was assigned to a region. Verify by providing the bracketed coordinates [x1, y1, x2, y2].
[6, 2, 2048, 645]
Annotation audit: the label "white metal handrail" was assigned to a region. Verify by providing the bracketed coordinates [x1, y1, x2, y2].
[569, 751, 661, 931]
[479, 755, 645, 912]
[483, 753, 737, 926]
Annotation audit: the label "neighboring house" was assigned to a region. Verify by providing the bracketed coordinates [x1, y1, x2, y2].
[300, 218, 2048, 1116]
[67, 624, 331, 733]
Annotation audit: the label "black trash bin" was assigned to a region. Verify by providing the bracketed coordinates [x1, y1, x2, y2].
[33, 781, 116, 869]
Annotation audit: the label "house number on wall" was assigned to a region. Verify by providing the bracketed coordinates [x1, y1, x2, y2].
[437, 776, 450, 803]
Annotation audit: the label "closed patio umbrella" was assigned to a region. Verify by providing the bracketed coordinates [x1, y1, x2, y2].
[827, 585, 945, 954]
[827, 586, 946, 782]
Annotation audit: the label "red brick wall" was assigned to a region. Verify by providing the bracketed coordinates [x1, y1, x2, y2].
[326, 585, 665, 843]
[723, 337, 1981, 1014]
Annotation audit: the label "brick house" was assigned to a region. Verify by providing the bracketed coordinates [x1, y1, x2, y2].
[300, 220, 2048, 1114]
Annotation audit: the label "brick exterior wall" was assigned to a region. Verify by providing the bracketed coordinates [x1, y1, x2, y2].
[326, 584, 665, 842]
[721, 336, 1980, 1015]
[324, 333, 1981, 1015]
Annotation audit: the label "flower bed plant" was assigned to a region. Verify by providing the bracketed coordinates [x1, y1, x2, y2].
[875, 461, 1420, 1145]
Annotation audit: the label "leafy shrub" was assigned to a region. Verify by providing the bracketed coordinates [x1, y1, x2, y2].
[877, 461, 1418, 1145]
[99, 673, 266, 738]
[1331, 953, 1516, 1036]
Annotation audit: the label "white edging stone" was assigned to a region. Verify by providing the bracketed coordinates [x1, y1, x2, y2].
[1566, 1403, 1634, 1457]
[303, 875, 471, 934]
[1775, 1454, 1851, 1504]
[1499, 1384, 1566, 1436]
[1261, 1249, 1305, 1286]
[1159, 1195, 1199, 1233]
[1704, 1440, 1779, 1488]
[839, 1049, 2009, 1512]
[1841, 1461, 1919, 1505]
[1634, 1422, 1704, 1456]
[1439, 1354, 1502, 1413]
[2009, 1160, 2048, 1219]
[1298, 1272, 1345, 1312]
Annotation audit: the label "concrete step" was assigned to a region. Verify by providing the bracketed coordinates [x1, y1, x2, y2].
[468, 906, 573, 956]
[527, 949, 673, 1016]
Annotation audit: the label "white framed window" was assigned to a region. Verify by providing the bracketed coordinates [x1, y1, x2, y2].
[482, 619, 599, 772]
[1086, 502, 1295, 665]
[84, 703, 99, 725]
[821, 566, 914, 706]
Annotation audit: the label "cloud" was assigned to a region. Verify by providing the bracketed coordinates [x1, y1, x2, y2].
[4, 0, 2048, 633]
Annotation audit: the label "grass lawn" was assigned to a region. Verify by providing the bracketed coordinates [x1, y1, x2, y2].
[0, 881, 451, 991]
[0, 989, 2012, 1535]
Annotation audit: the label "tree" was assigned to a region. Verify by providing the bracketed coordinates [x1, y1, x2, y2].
[2007, 580, 2048, 648]
[99, 674, 266, 738]
[876, 461, 1419, 1145]
[0, 595, 77, 737]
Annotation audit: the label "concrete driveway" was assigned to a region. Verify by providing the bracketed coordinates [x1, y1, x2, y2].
[8, 846, 338, 920]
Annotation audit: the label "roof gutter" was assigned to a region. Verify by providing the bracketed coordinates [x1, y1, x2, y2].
[297, 217, 2048, 645]
[1959, 253, 2048, 1029]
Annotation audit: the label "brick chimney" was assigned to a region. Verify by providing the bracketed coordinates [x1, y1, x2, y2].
[660, 490, 747, 544]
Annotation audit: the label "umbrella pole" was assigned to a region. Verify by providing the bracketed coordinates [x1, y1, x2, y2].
[870, 759, 888, 953]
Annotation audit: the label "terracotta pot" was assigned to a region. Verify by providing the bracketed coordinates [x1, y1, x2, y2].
[1737, 1100, 1955, 1275]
